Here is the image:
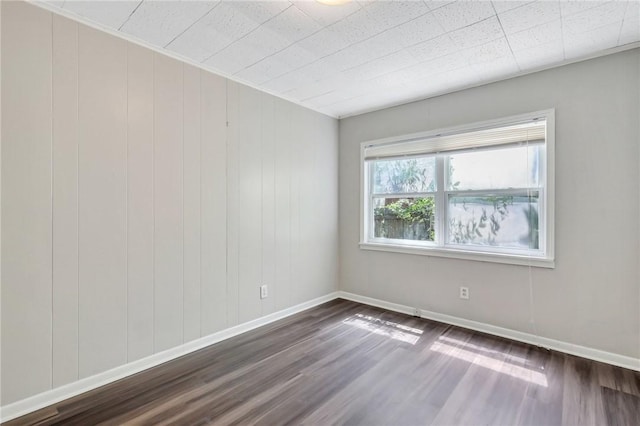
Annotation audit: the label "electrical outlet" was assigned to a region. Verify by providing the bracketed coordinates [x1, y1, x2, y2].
[459, 286, 470, 300]
[260, 284, 268, 299]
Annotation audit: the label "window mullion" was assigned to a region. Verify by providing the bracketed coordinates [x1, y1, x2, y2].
[436, 155, 446, 247]
[368, 162, 374, 240]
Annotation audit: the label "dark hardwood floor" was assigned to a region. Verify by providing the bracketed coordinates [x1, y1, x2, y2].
[5, 299, 640, 425]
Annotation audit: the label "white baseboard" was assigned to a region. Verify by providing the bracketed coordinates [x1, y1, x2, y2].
[0, 292, 340, 423]
[338, 291, 640, 372]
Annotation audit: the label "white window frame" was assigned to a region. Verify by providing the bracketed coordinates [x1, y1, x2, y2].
[359, 109, 555, 268]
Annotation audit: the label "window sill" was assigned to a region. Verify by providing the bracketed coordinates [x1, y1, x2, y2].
[359, 242, 555, 268]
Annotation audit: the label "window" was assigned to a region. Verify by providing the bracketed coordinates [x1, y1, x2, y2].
[360, 110, 554, 267]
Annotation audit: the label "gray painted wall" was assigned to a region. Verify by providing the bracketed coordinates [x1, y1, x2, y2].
[339, 48, 640, 359]
[1, 1, 338, 405]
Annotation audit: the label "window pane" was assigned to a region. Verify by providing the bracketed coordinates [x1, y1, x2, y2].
[447, 146, 541, 191]
[374, 197, 435, 241]
[372, 157, 436, 194]
[448, 193, 539, 250]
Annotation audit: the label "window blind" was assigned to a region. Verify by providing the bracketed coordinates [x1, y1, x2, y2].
[364, 119, 546, 161]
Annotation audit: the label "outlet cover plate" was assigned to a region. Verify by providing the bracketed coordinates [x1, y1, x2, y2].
[459, 286, 469, 300]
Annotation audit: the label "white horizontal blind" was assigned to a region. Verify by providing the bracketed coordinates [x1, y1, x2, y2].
[364, 119, 546, 160]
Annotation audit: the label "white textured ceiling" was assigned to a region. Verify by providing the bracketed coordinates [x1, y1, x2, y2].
[38, 0, 640, 118]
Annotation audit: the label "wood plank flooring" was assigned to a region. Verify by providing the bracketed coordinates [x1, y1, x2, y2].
[5, 299, 640, 425]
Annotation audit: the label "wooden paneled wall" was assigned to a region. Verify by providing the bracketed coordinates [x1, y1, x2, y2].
[1, 1, 338, 406]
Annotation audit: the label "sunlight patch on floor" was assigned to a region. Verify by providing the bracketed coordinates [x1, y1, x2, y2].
[342, 313, 423, 345]
[430, 337, 548, 387]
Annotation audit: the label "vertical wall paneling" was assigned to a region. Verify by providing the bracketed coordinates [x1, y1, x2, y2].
[1, 1, 339, 407]
[201, 72, 228, 335]
[274, 99, 292, 312]
[236, 85, 263, 323]
[127, 43, 154, 361]
[289, 107, 302, 305]
[153, 54, 184, 352]
[0, 1, 53, 404]
[52, 14, 79, 387]
[183, 64, 202, 342]
[225, 81, 240, 329]
[0, 0, 2, 403]
[317, 116, 339, 296]
[306, 113, 337, 300]
[261, 94, 276, 316]
[307, 114, 322, 300]
[78, 25, 128, 378]
[296, 111, 311, 302]
[298, 110, 316, 302]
